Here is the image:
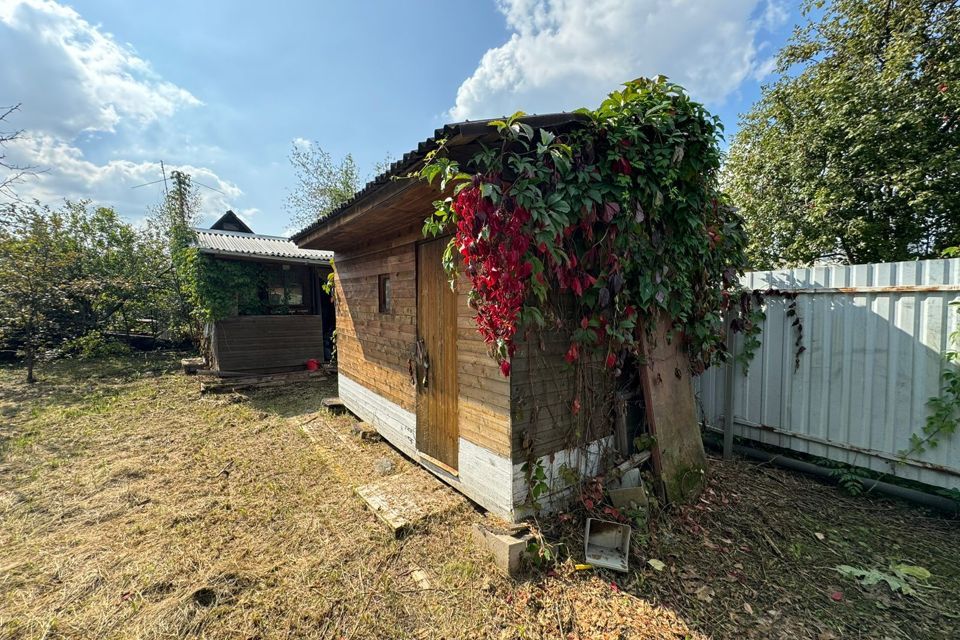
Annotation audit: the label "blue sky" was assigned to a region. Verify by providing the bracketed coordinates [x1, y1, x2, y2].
[1, 0, 802, 236]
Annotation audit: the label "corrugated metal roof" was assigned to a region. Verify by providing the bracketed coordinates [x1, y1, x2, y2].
[193, 228, 333, 264]
[290, 112, 590, 244]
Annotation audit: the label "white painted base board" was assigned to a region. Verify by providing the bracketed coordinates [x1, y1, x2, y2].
[338, 374, 516, 520]
[338, 373, 616, 522]
[511, 436, 616, 518]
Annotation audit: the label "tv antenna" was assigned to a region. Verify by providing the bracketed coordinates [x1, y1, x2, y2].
[131, 160, 225, 195]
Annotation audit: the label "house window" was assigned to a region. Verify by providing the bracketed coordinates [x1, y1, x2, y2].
[378, 274, 392, 313]
[265, 265, 307, 313]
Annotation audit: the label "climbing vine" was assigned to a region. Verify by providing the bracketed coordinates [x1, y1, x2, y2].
[178, 248, 268, 322]
[732, 288, 805, 374]
[420, 78, 751, 389]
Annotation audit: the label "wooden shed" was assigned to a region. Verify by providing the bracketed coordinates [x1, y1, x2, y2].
[293, 116, 704, 521]
[194, 212, 335, 374]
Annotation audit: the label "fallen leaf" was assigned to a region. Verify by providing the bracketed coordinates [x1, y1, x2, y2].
[410, 568, 431, 590]
[892, 564, 931, 581]
[695, 586, 714, 603]
[836, 565, 916, 595]
[647, 559, 666, 572]
[743, 603, 754, 615]
[829, 591, 844, 602]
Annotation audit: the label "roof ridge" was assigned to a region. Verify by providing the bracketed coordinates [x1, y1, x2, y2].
[194, 227, 292, 241]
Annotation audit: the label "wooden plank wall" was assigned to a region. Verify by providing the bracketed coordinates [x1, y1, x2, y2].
[510, 328, 614, 463]
[455, 269, 512, 458]
[335, 236, 418, 412]
[334, 231, 514, 460]
[211, 315, 324, 372]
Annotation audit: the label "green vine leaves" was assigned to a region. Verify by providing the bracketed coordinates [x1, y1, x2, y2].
[177, 248, 268, 323]
[418, 78, 753, 382]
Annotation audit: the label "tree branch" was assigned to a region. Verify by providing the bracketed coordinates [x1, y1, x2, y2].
[0, 103, 40, 202]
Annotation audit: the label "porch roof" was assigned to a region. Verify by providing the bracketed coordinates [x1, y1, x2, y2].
[193, 228, 333, 265]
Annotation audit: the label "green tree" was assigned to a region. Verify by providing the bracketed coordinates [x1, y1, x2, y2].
[285, 142, 361, 230]
[725, 0, 960, 268]
[0, 204, 79, 382]
[147, 170, 204, 341]
[0, 201, 179, 381]
[61, 202, 173, 340]
[148, 170, 201, 256]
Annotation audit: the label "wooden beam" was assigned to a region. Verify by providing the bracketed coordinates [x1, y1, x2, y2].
[638, 317, 708, 504]
[722, 318, 737, 461]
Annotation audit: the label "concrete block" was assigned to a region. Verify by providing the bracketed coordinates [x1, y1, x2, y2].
[609, 485, 649, 509]
[471, 524, 532, 577]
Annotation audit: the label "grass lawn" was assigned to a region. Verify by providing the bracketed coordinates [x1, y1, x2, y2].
[1, 353, 957, 639]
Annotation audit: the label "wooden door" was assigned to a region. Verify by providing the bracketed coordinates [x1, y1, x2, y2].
[416, 237, 459, 472]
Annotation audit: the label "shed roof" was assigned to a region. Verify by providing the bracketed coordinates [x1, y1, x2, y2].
[291, 113, 590, 251]
[193, 228, 333, 265]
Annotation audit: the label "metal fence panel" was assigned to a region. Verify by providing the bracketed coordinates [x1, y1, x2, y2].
[697, 258, 960, 491]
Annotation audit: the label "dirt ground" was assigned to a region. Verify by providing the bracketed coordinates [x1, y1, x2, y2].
[1, 354, 958, 639]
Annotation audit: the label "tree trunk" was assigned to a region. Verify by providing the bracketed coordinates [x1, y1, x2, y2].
[25, 344, 36, 384]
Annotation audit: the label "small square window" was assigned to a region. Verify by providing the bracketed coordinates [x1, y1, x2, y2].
[378, 274, 392, 313]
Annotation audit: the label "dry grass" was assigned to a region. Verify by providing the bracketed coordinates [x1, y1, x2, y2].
[0, 355, 700, 639]
[0, 353, 957, 639]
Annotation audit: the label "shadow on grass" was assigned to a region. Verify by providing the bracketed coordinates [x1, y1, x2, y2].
[244, 377, 339, 419]
[541, 455, 960, 639]
[0, 350, 191, 462]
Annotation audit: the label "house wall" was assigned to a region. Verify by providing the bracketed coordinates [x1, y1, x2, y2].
[510, 323, 616, 460]
[210, 315, 325, 372]
[455, 270, 513, 458]
[509, 328, 618, 509]
[334, 239, 417, 411]
[333, 231, 517, 518]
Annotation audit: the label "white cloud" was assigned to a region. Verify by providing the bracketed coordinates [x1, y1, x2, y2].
[0, 0, 244, 222]
[759, 0, 789, 30]
[449, 0, 787, 120]
[8, 132, 243, 222]
[0, 0, 200, 136]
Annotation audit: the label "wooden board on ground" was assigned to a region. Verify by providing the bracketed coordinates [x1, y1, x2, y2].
[638, 317, 707, 504]
[199, 369, 326, 394]
[355, 467, 466, 536]
[181, 357, 205, 375]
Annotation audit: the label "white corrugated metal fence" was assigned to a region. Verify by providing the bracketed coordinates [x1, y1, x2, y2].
[697, 258, 960, 491]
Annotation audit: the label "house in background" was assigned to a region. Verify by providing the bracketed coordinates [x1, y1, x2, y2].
[209, 209, 254, 233]
[194, 211, 335, 373]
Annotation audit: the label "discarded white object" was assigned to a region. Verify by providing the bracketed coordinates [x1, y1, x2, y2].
[584, 518, 631, 572]
[619, 467, 642, 489]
